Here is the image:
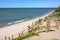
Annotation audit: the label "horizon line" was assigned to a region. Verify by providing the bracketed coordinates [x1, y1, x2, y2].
[0, 7, 57, 8]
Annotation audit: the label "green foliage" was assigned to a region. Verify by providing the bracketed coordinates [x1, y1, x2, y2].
[14, 32, 39, 40]
[44, 16, 48, 21]
[54, 6, 60, 12]
[35, 18, 43, 25]
[34, 27, 40, 31]
[14, 27, 40, 40]
[47, 6, 60, 21]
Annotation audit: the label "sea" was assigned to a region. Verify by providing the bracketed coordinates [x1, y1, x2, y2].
[0, 8, 56, 27]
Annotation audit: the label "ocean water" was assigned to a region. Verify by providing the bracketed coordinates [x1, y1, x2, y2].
[0, 8, 56, 27]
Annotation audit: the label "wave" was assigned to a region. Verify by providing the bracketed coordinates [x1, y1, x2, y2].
[0, 11, 53, 28]
[8, 20, 24, 25]
[0, 17, 32, 28]
[0, 14, 45, 28]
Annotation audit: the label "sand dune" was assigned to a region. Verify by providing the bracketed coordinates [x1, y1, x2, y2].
[24, 26, 60, 40]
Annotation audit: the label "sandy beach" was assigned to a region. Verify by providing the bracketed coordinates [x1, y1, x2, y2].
[0, 13, 49, 40]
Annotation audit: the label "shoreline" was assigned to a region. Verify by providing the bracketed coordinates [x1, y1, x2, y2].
[0, 15, 45, 28]
[0, 12, 50, 28]
[0, 9, 54, 28]
[0, 11, 53, 40]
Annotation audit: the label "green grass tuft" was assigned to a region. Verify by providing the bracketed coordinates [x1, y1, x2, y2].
[14, 32, 39, 40]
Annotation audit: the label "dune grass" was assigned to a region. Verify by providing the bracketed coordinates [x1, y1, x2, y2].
[35, 18, 43, 25]
[14, 26, 40, 40]
[14, 18, 44, 40]
[14, 32, 39, 40]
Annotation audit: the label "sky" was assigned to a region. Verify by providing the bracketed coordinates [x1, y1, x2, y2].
[0, 0, 60, 8]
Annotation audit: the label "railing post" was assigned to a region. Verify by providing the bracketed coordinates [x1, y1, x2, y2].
[5, 36, 7, 40]
[12, 35, 14, 40]
[18, 33, 20, 37]
[21, 31, 24, 35]
[8, 37, 10, 40]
